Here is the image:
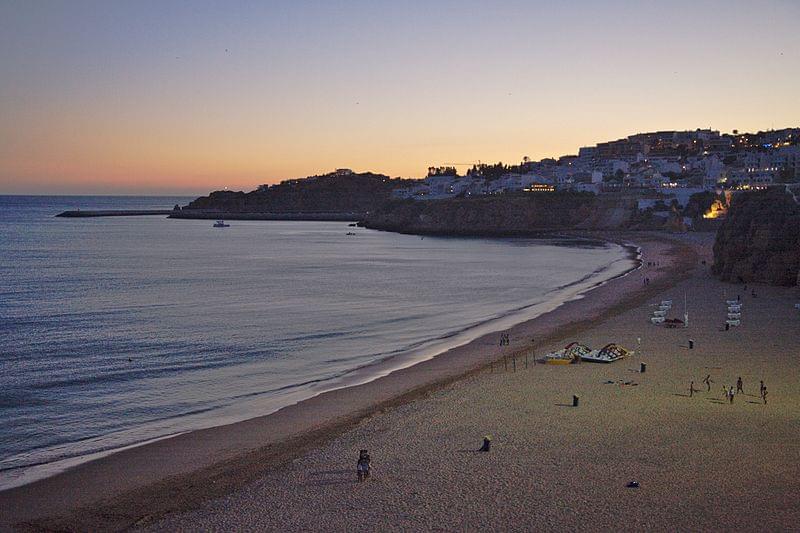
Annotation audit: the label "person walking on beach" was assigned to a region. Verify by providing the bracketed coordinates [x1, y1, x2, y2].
[728, 386, 735, 404]
[760, 380, 766, 399]
[762, 387, 768, 405]
[357, 450, 371, 482]
[703, 374, 711, 392]
[689, 381, 697, 397]
[736, 377, 744, 394]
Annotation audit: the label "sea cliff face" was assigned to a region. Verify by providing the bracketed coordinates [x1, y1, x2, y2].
[361, 193, 637, 236]
[712, 188, 800, 286]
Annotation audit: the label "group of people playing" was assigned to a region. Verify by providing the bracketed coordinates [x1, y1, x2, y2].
[689, 375, 768, 404]
[498, 333, 510, 346]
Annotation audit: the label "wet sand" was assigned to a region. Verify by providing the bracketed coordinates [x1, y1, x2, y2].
[7, 232, 780, 531]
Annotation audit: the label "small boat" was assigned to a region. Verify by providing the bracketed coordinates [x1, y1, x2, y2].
[727, 312, 741, 319]
[580, 343, 631, 363]
[726, 319, 741, 327]
[727, 305, 741, 313]
[653, 309, 667, 317]
[545, 342, 591, 365]
[650, 316, 665, 324]
[213, 220, 230, 228]
[345, 232, 356, 236]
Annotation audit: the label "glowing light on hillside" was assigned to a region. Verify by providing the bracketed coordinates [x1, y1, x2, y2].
[703, 199, 728, 219]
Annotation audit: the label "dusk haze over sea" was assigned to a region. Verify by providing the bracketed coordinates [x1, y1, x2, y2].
[1, 2, 800, 532]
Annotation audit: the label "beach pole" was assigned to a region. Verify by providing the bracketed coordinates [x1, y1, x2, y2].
[525, 352, 528, 369]
[513, 355, 516, 372]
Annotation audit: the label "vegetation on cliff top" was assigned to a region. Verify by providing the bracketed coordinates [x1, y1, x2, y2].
[184, 171, 413, 214]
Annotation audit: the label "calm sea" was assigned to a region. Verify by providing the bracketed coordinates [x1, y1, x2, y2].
[0, 195, 636, 489]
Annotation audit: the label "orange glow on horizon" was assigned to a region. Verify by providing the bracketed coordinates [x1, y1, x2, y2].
[1, 2, 799, 195]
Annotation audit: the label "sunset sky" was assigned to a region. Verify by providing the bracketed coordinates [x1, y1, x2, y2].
[1, 0, 799, 195]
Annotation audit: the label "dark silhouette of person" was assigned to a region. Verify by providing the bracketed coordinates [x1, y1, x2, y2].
[357, 450, 371, 481]
[689, 381, 697, 397]
[736, 377, 744, 394]
[703, 374, 711, 392]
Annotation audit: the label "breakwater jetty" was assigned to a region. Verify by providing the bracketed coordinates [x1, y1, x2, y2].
[56, 210, 175, 217]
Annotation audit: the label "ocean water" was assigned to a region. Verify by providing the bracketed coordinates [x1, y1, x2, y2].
[0, 195, 636, 489]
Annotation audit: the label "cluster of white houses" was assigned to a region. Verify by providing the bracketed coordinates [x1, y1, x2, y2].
[392, 128, 800, 209]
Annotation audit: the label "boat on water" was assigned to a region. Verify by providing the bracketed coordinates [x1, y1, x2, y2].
[580, 343, 632, 363]
[545, 342, 591, 365]
[213, 220, 230, 228]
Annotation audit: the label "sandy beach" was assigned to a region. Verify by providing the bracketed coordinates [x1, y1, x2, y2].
[4, 232, 799, 531]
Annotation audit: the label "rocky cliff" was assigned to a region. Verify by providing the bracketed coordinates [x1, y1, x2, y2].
[177, 172, 411, 217]
[712, 188, 800, 286]
[361, 193, 638, 236]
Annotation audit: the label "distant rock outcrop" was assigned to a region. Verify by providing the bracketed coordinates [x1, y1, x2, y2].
[176, 171, 412, 217]
[712, 188, 800, 286]
[361, 193, 637, 236]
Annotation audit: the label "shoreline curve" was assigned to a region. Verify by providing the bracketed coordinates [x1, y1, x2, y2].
[0, 231, 697, 531]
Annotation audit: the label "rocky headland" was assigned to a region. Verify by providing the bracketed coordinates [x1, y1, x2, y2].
[359, 192, 637, 236]
[170, 171, 412, 220]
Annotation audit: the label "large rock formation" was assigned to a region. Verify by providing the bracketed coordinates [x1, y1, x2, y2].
[712, 188, 800, 286]
[361, 193, 637, 236]
[176, 171, 412, 217]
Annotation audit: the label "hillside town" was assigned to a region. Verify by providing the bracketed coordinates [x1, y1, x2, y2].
[390, 128, 800, 210]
